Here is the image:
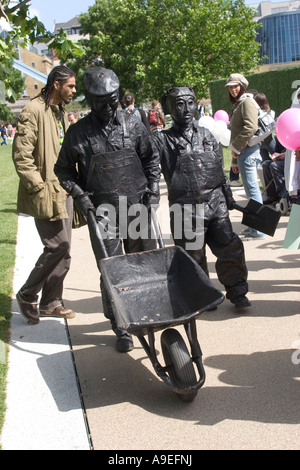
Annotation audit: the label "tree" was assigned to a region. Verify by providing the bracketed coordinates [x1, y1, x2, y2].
[0, 67, 25, 122]
[0, 103, 16, 122]
[75, 0, 261, 102]
[0, 0, 84, 109]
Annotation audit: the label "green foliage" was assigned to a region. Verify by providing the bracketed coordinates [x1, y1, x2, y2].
[0, 104, 16, 122]
[0, 59, 25, 118]
[39, 29, 85, 64]
[71, 0, 261, 103]
[209, 65, 300, 117]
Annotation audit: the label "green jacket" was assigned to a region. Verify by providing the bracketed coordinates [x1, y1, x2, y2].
[13, 96, 69, 221]
[229, 94, 259, 154]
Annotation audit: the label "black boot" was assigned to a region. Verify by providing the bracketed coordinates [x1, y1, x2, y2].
[232, 295, 251, 310]
[115, 328, 134, 353]
[110, 320, 133, 353]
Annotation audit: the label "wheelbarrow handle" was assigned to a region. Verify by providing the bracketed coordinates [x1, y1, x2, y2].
[86, 209, 109, 259]
[150, 207, 165, 249]
[87, 207, 165, 260]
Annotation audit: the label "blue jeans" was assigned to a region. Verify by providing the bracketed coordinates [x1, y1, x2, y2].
[238, 144, 264, 236]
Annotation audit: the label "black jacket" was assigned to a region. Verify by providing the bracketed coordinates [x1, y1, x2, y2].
[153, 121, 234, 218]
[55, 110, 160, 198]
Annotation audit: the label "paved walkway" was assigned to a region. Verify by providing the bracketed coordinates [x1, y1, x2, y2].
[1, 186, 300, 450]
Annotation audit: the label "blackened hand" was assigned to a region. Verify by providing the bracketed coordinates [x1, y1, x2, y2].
[226, 196, 236, 210]
[74, 194, 95, 217]
[143, 191, 160, 208]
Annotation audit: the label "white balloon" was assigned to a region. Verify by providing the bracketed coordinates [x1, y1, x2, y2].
[198, 116, 215, 132]
[212, 120, 227, 142]
[214, 120, 227, 132]
[220, 129, 231, 147]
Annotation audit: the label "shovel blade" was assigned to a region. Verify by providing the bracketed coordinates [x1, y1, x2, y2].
[242, 199, 281, 237]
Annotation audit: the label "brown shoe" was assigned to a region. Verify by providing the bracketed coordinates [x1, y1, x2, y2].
[16, 291, 39, 325]
[40, 305, 75, 319]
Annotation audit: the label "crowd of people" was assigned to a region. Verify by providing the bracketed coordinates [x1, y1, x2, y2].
[226, 76, 300, 220]
[10, 65, 300, 353]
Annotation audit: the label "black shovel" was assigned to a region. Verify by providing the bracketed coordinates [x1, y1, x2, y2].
[232, 199, 281, 237]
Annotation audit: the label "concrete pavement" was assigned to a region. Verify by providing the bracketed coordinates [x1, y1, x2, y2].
[1, 184, 300, 450]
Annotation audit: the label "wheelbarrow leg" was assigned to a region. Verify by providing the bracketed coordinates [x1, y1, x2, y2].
[184, 319, 206, 388]
[138, 330, 164, 377]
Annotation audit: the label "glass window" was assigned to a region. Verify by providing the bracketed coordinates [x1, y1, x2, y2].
[257, 11, 300, 64]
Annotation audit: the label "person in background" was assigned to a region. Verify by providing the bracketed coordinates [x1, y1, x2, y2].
[1, 124, 8, 145]
[68, 110, 78, 125]
[13, 65, 77, 325]
[196, 100, 205, 120]
[253, 92, 276, 162]
[148, 100, 165, 133]
[262, 137, 286, 205]
[226, 73, 265, 240]
[7, 123, 13, 138]
[122, 92, 151, 133]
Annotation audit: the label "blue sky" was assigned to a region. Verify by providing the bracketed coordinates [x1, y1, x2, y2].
[28, 0, 285, 32]
[28, 0, 95, 32]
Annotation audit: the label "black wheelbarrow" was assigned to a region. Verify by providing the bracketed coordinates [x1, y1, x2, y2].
[87, 209, 224, 402]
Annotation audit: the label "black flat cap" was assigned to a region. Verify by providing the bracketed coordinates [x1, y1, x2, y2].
[83, 67, 120, 96]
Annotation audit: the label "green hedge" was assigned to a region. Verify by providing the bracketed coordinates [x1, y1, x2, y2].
[209, 66, 300, 117]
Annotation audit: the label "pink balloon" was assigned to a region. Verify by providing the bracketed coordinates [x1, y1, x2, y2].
[275, 108, 300, 151]
[214, 110, 229, 124]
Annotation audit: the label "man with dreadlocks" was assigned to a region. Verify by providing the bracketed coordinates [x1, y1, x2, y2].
[13, 65, 77, 325]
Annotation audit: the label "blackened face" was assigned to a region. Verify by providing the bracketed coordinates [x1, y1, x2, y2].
[88, 90, 119, 122]
[172, 95, 196, 127]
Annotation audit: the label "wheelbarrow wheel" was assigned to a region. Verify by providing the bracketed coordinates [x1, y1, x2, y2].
[279, 197, 289, 215]
[161, 328, 198, 402]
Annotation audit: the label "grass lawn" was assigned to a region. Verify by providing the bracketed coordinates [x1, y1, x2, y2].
[223, 146, 232, 176]
[0, 141, 18, 446]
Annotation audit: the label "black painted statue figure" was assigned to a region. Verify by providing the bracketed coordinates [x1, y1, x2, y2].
[153, 86, 250, 312]
[55, 66, 161, 352]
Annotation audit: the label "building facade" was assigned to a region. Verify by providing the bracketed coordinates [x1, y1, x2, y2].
[17, 47, 53, 97]
[53, 16, 88, 41]
[249, 1, 300, 65]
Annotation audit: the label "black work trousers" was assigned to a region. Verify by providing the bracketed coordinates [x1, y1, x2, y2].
[170, 205, 248, 301]
[19, 195, 73, 311]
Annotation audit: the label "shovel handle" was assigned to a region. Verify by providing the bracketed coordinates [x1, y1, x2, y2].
[232, 202, 248, 214]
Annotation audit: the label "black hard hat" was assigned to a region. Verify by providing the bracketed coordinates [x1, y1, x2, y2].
[83, 67, 120, 96]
